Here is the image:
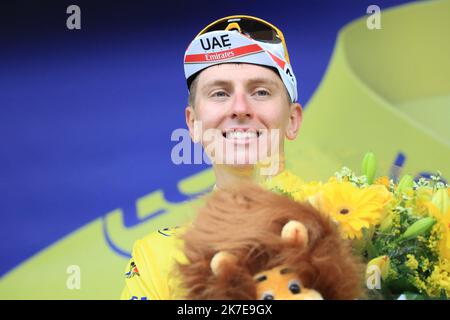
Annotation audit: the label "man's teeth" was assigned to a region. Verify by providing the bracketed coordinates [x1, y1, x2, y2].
[225, 131, 258, 139]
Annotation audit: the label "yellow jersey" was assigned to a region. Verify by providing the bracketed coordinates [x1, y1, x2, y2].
[120, 226, 188, 300]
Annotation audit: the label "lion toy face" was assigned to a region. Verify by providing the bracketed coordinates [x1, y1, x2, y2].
[177, 182, 365, 300]
[254, 265, 323, 300]
[210, 220, 323, 300]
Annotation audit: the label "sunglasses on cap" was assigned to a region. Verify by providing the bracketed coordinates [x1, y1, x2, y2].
[196, 15, 291, 64]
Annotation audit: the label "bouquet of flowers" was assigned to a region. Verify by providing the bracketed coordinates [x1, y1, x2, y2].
[263, 152, 450, 299]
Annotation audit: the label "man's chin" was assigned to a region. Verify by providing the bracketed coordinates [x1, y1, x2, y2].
[227, 153, 260, 167]
[226, 163, 255, 170]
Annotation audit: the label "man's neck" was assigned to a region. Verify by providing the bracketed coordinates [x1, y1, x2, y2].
[213, 161, 284, 190]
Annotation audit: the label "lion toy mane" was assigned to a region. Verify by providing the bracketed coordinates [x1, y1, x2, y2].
[176, 181, 365, 300]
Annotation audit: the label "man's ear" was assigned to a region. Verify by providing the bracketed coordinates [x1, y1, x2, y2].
[185, 105, 200, 143]
[286, 103, 303, 140]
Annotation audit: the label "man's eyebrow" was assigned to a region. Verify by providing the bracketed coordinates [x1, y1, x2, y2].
[200, 80, 232, 93]
[246, 77, 281, 88]
[201, 78, 280, 91]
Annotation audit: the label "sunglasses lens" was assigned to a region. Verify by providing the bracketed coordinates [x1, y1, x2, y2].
[202, 18, 281, 43]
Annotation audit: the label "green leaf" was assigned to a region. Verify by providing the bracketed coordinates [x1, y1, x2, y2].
[366, 241, 379, 260]
[361, 152, 377, 185]
[385, 277, 417, 294]
[397, 217, 436, 242]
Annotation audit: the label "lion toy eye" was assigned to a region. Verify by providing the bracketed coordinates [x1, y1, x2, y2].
[288, 280, 301, 294]
[262, 292, 275, 300]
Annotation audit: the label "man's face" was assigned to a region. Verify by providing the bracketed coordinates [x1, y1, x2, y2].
[186, 63, 302, 170]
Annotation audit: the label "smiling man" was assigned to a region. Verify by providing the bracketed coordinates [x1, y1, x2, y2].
[121, 15, 302, 300]
[184, 16, 302, 186]
[186, 62, 301, 187]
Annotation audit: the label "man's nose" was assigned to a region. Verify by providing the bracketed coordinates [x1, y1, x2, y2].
[230, 92, 252, 120]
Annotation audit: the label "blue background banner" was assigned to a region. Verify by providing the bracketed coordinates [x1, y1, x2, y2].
[1, 0, 437, 290]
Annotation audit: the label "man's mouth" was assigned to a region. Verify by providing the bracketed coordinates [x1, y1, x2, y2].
[222, 128, 262, 140]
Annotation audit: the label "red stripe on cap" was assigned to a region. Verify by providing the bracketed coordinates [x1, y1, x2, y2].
[185, 44, 263, 63]
[267, 51, 286, 70]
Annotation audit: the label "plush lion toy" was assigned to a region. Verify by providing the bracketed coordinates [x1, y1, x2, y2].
[176, 181, 365, 300]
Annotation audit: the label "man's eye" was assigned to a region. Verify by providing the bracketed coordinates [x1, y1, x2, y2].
[211, 91, 228, 97]
[254, 89, 270, 96]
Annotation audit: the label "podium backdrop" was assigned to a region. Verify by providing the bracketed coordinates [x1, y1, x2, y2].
[1, 0, 448, 299]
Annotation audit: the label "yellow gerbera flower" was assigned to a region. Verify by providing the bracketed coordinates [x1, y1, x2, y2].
[317, 182, 392, 239]
[374, 176, 390, 189]
[264, 170, 304, 194]
[327, 176, 338, 183]
[292, 181, 323, 203]
[264, 170, 324, 206]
